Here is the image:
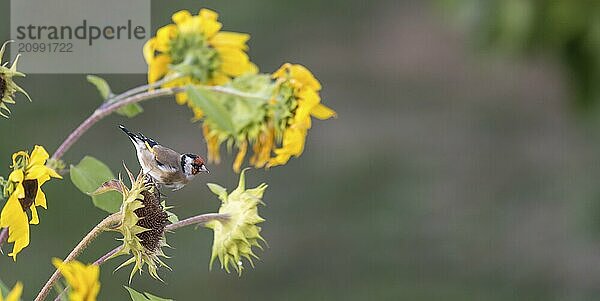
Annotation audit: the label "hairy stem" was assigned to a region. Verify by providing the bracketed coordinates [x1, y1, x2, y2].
[166, 213, 229, 231]
[51, 86, 185, 161]
[35, 213, 121, 301]
[102, 74, 181, 108]
[51, 213, 228, 301]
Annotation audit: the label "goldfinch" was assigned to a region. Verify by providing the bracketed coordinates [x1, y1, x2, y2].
[119, 125, 208, 190]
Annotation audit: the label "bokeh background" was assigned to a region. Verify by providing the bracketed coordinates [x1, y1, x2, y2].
[3, 0, 600, 300]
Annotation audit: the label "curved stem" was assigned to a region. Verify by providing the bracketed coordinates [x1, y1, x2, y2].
[51, 86, 184, 161]
[102, 74, 182, 108]
[51, 213, 228, 301]
[35, 213, 121, 301]
[166, 213, 229, 231]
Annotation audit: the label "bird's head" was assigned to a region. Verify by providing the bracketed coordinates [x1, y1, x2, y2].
[181, 153, 209, 177]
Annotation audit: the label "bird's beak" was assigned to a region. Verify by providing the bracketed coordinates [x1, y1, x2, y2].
[200, 164, 209, 173]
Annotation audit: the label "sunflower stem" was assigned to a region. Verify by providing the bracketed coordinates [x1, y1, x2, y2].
[35, 213, 121, 301]
[50, 86, 185, 161]
[166, 213, 229, 231]
[101, 74, 181, 108]
[51, 212, 228, 301]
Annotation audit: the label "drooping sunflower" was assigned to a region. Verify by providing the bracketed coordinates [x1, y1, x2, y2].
[144, 8, 257, 119]
[0, 145, 61, 260]
[0, 40, 31, 118]
[52, 258, 101, 301]
[266, 63, 336, 167]
[198, 64, 336, 171]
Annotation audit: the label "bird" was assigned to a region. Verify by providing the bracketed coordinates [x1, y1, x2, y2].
[119, 125, 209, 191]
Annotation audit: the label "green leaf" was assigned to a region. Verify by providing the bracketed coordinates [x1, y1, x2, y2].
[187, 87, 235, 133]
[86, 75, 112, 100]
[116, 103, 144, 118]
[124, 286, 173, 301]
[70, 156, 121, 213]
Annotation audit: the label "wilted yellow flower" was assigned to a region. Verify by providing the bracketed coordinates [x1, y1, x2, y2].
[52, 258, 100, 301]
[205, 169, 266, 275]
[0, 145, 61, 260]
[0, 40, 31, 118]
[0, 282, 22, 301]
[198, 64, 335, 171]
[267, 63, 336, 167]
[144, 8, 257, 119]
[95, 168, 169, 282]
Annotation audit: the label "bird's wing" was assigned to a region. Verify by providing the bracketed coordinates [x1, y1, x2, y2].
[151, 145, 181, 172]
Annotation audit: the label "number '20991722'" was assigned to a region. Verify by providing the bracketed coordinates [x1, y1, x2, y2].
[18, 42, 73, 53]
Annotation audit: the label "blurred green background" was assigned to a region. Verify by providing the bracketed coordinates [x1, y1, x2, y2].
[3, 0, 600, 300]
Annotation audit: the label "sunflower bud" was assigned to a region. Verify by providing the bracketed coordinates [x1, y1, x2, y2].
[95, 167, 170, 281]
[205, 169, 267, 275]
[0, 40, 31, 118]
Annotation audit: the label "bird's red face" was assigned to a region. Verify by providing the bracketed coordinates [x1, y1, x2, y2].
[191, 156, 209, 175]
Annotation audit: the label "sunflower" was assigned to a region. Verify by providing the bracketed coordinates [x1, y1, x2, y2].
[52, 258, 100, 301]
[205, 169, 267, 275]
[266, 63, 336, 167]
[144, 8, 257, 119]
[0, 40, 31, 118]
[94, 167, 170, 282]
[0, 145, 61, 260]
[198, 64, 336, 171]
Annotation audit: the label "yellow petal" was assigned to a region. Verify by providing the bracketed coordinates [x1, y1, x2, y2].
[289, 64, 321, 91]
[217, 48, 251, 76]
[53, 258, 100, 301]
[198, 9, 222, 38]
[35, 188, 47, 209]
[294, 89, 320, 124]
[28, 145, 50, 167]
[174, 92, 188, 105]
[199, 8, 219, 20]
[155, 24, 177, 52]
[24, 165, 50, 181]
[272, 63, 292, 79]
[311, 103, 337, 120]
[203, 124, 221, 164]
[29, 205, 39, 225]
[233, 141, 248, 173]
[250, 128, 274, 168]
[4, 282, 23, 301]
[172, 10, 192, 25]
[267, 127, 307, 167]
[210, 32, 249, 50]
[0, 188, 30, 260]
[47, 166, 62, 179]
[8, 169, 24, 184]
[148, 54, 171, 84]
[143, 37, 156, 65]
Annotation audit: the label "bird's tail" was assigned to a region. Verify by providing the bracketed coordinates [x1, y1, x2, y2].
[119, 124, 142, 143]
